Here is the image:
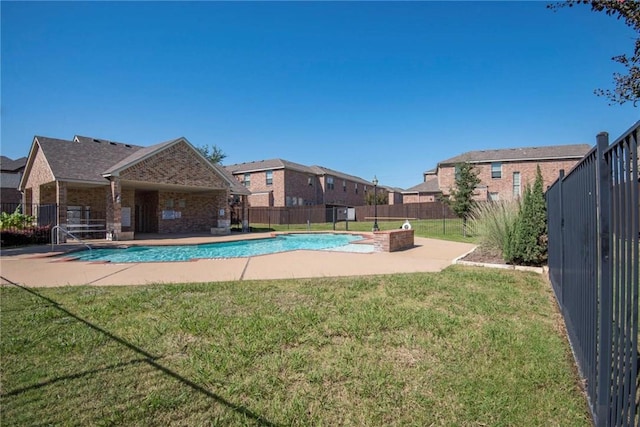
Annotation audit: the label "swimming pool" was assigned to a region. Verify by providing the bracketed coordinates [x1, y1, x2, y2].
[70, 233, 374, 263]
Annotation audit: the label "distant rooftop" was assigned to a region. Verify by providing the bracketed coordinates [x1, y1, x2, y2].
[403, 177, 440, 194]
[226, 158, 374, 185]
[438, 144, 591, 166]
[0, 155, 28, 172]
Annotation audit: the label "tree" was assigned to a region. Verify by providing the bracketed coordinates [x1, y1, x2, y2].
[446, 162, 481, 237]
[506, 166, 548, 265]
[197, 144, 227, 164]
[365, 189, 388, 205]
[548, 1, 640, 105]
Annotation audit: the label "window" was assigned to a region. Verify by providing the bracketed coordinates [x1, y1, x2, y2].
[489, 192, 500, 201]
[265, 170, 273, 185]
[513, 172, 521, 198]
[343, 180, 347, 192]
[355, 183, 358, 194]
[327, 176, 334, 190]
[491, 162, 502, 179]
[242, 173, 251, 187]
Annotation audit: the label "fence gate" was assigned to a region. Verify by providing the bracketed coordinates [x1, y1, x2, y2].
[546, 121, 638, 427]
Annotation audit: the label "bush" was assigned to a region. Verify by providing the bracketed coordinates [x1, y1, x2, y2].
[505, 166, 548, 266]
[0, 209, 35, 230]
[0, 226, 51, 247]
[470, 199, 521, 260]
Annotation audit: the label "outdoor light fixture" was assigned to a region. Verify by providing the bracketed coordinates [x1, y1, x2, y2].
[372, 176, 379, 231]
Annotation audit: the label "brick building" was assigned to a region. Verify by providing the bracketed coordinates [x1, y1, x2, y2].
[19, 135, 249, 240]
[401, 176, 440, 203]
[225, 159, 381, 207]
[434, 144, 591, 201]
[1, 155, 27, 206]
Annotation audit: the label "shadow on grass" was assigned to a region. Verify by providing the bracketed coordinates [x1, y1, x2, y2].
[1, 277, 280, 427]
[2, 357, 153, 397]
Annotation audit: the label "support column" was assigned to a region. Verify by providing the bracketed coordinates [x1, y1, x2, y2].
[56, 181, 67, 243]
[106, 178, 122, 240]
[242, 195, 249, 232]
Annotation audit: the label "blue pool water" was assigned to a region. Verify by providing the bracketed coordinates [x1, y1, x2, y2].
[71, 233, 373, 263]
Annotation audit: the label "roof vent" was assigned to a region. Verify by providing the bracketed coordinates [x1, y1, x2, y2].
[93, 139, 100, 143]
[109, 142, 116, 145]
[125, 144, 132, 148]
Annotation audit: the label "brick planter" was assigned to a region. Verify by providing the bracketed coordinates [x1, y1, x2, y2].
[373, 229, 414, 252]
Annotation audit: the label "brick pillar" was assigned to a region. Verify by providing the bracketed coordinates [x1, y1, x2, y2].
[106, 178, 122, 239]
[56, 181, 67, 243]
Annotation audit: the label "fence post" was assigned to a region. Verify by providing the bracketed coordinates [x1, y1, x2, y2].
[332, 207, 336, 231]
[559, 169, 565, 307]
[595, 132, 612, 427]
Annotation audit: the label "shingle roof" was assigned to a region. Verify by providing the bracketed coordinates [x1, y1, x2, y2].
[403, 177, 441, 194]
[225, 158, 314, 175]
[35, 136, 142, 183]
[1, 172, 22, 189]
[212, 164, 251, 196]
[423, 168, 437, 175]
[0, 156, 28, 172]
[309, 165, 373, 185]
[438, 144, 592, 166]
[226, 158, 375, 186]
[20, 135, 249, 195]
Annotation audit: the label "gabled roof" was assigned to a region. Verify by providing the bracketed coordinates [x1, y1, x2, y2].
[226, 158, 374, 186]
[102, 138, 182, 176]
[403, 177, 441, 194]
[100, 136, 249, 195]
[438, 144, 591, 166]
[225, 158, 314, 175]
[385, 186, 405, 192]
[0, 156, 28, 172]
[309, 165, 373, 185]
[29, 135, 141, 184]
[19, 135, 249, 195]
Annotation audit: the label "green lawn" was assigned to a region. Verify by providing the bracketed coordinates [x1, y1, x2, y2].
[1, 267, 589, 426]
[250, 218, 477, 243]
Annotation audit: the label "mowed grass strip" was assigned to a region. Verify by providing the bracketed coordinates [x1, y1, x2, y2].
[1, 266, 589, 426]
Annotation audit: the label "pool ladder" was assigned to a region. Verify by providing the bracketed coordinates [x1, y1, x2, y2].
[51, 225, 92, 252]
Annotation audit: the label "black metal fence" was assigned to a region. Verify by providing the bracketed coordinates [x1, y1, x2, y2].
[247, 201, 471, 237]
[0, 203, 56, 246]
[546, 121, 638, 427]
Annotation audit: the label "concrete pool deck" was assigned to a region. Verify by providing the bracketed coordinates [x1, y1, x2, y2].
[0, 232, 476, 288]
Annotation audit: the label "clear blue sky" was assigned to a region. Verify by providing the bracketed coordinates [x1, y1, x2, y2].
[1, 1, 638, 189]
